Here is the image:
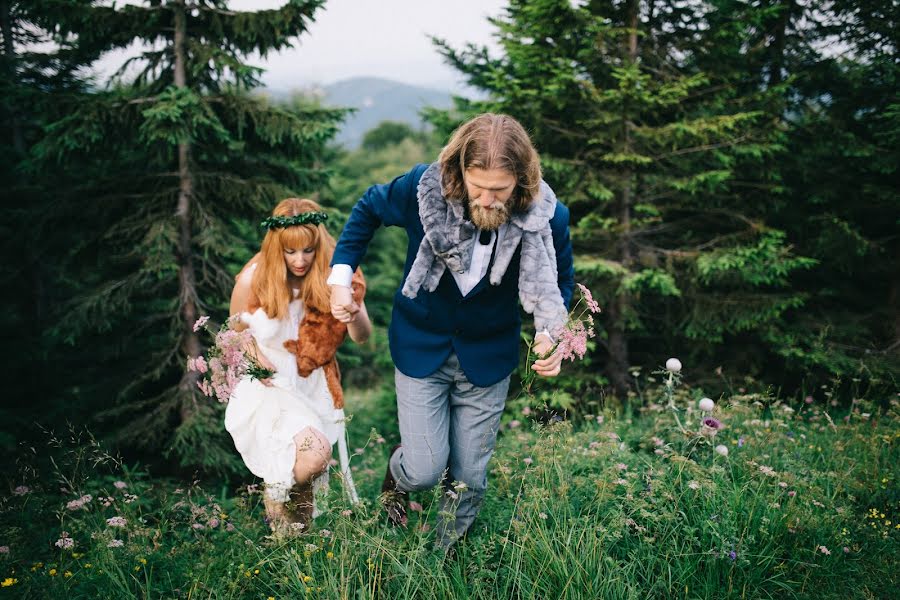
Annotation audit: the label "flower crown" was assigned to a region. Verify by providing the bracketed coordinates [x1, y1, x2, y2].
[260, 211, 328, 230]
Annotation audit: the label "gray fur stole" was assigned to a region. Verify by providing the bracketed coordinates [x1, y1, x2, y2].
[401, 162, 568, 335]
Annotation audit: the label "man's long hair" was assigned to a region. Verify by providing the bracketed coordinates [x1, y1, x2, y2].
[438, 113, 542, 213]
[252, 198, 335, 319]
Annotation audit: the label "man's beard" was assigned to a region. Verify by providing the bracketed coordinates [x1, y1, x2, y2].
[469, 200, 510, 231]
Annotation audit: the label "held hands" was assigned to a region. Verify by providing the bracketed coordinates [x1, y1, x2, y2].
[330, 284, 360, 323]
[531, 333, 562, 378]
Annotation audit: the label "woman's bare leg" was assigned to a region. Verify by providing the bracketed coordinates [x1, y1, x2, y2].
[292, 426, 332, 484]
[286, 427, 332, 530]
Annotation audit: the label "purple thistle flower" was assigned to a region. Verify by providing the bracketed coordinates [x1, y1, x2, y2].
[729, 550, 737, 561]
[702, 417, 723, 430]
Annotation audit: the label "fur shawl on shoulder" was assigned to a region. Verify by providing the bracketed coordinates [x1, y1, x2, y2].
[401, 162, 568, 335]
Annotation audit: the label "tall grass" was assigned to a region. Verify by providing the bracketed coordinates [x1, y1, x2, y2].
[1, 386, 897, 599]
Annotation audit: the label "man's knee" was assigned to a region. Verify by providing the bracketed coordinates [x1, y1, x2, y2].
[396, 455, 445, 491]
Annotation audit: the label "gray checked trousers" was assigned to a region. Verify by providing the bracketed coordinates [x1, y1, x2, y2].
[390, 353, 510, 548]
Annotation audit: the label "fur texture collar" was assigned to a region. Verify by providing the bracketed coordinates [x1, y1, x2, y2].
[401, 162, 568, 334]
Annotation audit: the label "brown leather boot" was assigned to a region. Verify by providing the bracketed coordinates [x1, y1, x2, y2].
[285, 482, 314, 533]
[381, 444, 408, 527]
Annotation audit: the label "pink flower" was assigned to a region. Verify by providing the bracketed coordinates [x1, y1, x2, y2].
[192, 316, 210, 332]
[113, 481, 128, 489]
[788, 490, 797, 498]
[576, 283, 601, 313]
[106, 516, 127, 528]
[12, 486, 30, 496]
[615, 463, 628, 471]
[759, 465, 776, 477]
[508, 420, 521, 429]
[523, 457, 533, 465]
[196, 379, 214, 397]
[192, 355, 208, 374]
[55, 533, 75, 549]
[107, 539, 124, 548]
[408, 501, 424, 512]
[0, 546, 8, 554]
[340, 510, 352, 517]
[818, 545, 831, 556]
[208, 519, 220, 528]
[66, 494, 92, 511]
[522, 407, 532, 416]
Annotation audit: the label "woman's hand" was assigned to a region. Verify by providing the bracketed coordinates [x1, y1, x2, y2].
[531, 333, 562, 378]
[330, 285, 360, 323]
[347, 300, 373, 344]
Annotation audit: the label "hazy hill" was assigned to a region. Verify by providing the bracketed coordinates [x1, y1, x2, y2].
[268, 77, 454, 148]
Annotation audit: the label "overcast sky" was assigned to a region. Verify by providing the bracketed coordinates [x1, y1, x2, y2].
[93, 0, 507, 92]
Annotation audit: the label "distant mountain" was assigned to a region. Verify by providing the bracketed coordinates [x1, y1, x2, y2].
[268, 77, 454, 148]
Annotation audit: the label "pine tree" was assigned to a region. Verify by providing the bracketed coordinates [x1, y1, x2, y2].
[433, 0, 816, 398]
[31, 0, 346, 472]
[0, 0, 97, 435]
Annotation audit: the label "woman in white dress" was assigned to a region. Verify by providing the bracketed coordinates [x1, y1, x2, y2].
[225, 198, 371, 533]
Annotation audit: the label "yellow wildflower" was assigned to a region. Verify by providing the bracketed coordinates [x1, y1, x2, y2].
[1, 578, 17, 587]
[326, 552, 334, 559]
[254, 569, 260, 575]
[64, 571, 73, 578]
[138, 558, 147, 565]
[303, 575, 312, 583]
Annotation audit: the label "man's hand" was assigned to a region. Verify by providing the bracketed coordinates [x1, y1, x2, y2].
[531, 333, 562, 378]
[330, 284, 360, 323]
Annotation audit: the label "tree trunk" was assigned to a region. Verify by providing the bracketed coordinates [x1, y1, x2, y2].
[1, 0, 24, 154]
[173, 1, 200, 422]
[606, 0, 641, 398]
[769, 0, 794, 86]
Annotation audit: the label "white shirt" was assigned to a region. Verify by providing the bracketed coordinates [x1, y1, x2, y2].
[327, 225, 507, 296]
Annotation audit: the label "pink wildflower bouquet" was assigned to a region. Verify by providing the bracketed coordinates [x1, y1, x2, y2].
[185, 315, 274, 403]
[523, 283, 601, 394]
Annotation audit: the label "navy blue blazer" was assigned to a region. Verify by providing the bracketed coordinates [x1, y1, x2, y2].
[332, 164, 575, 387]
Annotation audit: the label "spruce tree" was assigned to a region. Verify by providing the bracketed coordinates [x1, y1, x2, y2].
[32, 0, 345, 472]
[1, 0, 97, 438]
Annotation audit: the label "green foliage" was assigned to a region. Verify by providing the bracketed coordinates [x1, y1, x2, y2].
[3, 387, 897, 598]
[19, 0, 345, 474]
[430, 0, 817, 397]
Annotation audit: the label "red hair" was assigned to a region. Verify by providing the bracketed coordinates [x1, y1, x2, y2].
[252, 198, 334, 319]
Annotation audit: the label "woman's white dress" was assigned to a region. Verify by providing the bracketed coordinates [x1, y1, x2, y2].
[224, 288, 340, 503]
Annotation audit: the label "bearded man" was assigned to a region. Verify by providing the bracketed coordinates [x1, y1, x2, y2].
[328, 113, 574, 549]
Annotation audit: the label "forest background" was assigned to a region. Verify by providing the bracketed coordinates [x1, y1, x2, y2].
[1, 0, 896, 477]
